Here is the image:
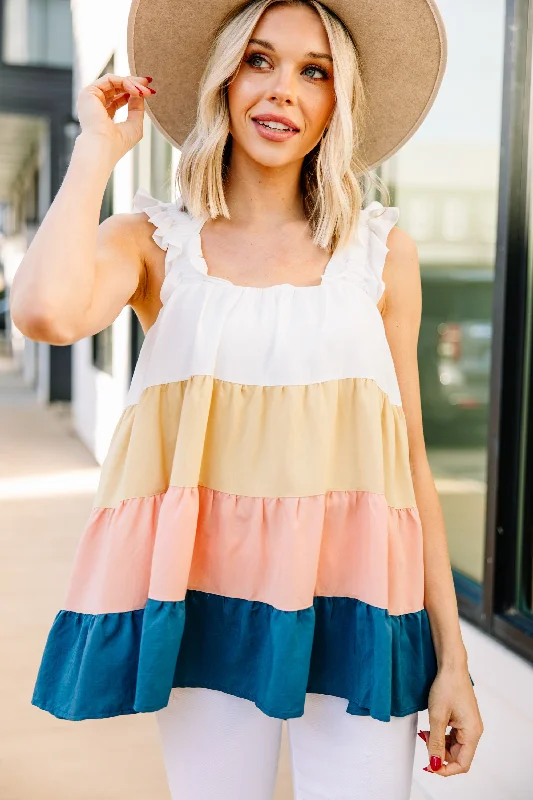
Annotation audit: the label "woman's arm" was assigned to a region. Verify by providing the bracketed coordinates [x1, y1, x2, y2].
[10, 73, 153, 345]
[380, 226, 484, 777]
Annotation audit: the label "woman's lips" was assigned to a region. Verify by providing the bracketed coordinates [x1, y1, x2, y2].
[252, 119, 299, 141]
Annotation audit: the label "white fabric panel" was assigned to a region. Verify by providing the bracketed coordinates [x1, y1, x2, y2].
[128, 189, 402, 406]
[156, 687, 417, 800]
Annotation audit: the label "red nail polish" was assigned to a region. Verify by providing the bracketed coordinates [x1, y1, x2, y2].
[423, 767, 431, 772]
[149, 87, 156, 94]
[430, 756, 442, 771]
[144, 76, 153, 82]
[417, 732, 427, 742]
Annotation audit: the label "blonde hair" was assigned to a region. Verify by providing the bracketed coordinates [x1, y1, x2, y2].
[176, 0, 389, 252]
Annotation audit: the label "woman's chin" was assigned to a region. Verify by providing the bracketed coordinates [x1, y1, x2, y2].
[240, 141, 302, 169]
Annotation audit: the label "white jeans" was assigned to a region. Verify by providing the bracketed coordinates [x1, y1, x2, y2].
[156, 687, 418, 799]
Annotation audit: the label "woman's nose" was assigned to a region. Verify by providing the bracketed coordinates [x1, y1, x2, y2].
[267, 69, 296, 104]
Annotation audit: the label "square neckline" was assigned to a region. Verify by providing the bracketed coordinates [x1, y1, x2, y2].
[189, 219, 345, 291]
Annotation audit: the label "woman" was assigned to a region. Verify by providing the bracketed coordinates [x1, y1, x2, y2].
[12, 0, 483, 797]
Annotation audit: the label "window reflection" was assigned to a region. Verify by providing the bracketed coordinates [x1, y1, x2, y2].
[382, 0, 505, 584]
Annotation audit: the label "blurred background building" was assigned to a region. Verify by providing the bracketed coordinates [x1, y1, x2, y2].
[0, 0, 73, 400]
[1, 0, 533, 797]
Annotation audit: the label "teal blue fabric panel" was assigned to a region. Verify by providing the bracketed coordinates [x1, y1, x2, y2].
[31, 600, 185, 720]
[172, 591, 315, 717]
[307, 596, 438, 721]
[31, 592, 437, 723]
[136, 599, 186, 710]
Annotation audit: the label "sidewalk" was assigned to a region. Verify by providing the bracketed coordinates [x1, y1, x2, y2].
[0, 353, 293, 799]
[0, 354, 168, 799]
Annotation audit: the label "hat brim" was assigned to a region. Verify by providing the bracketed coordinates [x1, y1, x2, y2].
[127, 0, 447, 170]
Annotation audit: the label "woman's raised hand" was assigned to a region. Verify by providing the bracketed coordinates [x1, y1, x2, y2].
[76, 73, 155, 161]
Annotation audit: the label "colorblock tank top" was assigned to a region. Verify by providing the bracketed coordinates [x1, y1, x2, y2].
[31, 188, 437, 724]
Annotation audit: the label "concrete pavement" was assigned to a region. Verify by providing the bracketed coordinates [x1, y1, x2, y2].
[0, 353, 168, 799]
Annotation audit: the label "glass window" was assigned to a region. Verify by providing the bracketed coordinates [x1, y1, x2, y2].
[517, 69, 533, 617]
[381, 0, 505, 588]
[2, 0, 73, 68]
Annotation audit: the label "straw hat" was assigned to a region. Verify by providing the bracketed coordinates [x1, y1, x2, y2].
[127, 0, 447, 170]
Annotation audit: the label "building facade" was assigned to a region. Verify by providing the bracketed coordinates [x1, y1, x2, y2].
[0, 0, 74, 401]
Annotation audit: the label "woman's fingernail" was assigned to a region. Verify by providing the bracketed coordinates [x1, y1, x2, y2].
[149, 87, 156, 94]
[143, 76, 153, 82]
[417, 731, 427, 742]
[430, 756, 442, 771]
[423, 766, 431, 772]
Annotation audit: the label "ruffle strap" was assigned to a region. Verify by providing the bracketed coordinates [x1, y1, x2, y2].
[359, 201, 400, 304]
[132, 187, 203, 275]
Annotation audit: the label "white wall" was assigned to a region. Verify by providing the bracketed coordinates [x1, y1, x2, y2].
[70, 0, 137, 459]
[70, 0, 130, 119]
[72, 306, 132, 463]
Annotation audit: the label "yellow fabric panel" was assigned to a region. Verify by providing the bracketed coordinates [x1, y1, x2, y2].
[94, 375, 416, 509]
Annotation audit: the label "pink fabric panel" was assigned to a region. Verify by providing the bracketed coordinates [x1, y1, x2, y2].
[65, 487, 200, 614]
[148, 486, 199, 601]
[64, 492, 164, 614]
[64, 487, 424, 615]
[315, 490, 424, 615]
[186, 488, 326, 611]
[387, 505, 425, 615]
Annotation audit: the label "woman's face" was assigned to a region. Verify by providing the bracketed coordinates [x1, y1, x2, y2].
[227, 3, 336, 168]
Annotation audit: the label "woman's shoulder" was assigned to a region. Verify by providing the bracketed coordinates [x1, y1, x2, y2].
[349, 200, 417, 307]
[359, 200, 416, 251]
[359, 200, 399, 239]
[132, 186, 188, 215]
[130, 187, 205, 264]
[99, 190, 196, 269]
[385, 225, 418, 259]
[132, 186, 195, 235]
[382, 225, 420, 287]
[358, 201, 418, 268]
[373, 213, 420, 315]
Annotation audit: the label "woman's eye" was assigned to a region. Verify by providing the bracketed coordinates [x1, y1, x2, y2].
[247, 54, 268, 69]
[302, 65, 328, 80]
